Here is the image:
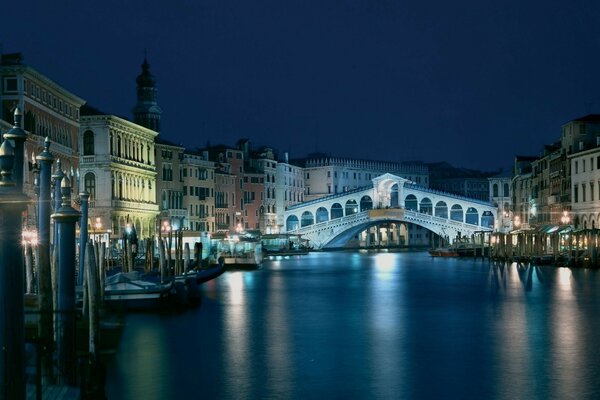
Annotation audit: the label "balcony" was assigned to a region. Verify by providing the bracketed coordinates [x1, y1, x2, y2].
[111, 199, 159, 212]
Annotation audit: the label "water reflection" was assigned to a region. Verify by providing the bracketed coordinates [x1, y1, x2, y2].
[222, 272, 251, 399]
[106, 253, 600, 400]
[369, 253, 406, 398]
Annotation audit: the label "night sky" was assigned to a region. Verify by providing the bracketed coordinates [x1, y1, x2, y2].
[3, 0, 600, 171]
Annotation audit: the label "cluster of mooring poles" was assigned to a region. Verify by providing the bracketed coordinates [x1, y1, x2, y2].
[0, 108, 106, 399]
[491, 228, 600, 267]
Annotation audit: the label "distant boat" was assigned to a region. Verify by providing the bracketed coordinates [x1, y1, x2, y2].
[261, 233, 311, 257]
[429, 248, 459, 257]
[103, 271, 173, 310]
[208, 234, 263, 270]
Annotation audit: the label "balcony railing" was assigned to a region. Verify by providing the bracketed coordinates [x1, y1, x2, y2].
[111, 199, 159, 212]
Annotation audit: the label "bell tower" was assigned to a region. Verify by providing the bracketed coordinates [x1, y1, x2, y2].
[132, 56, 162, 132]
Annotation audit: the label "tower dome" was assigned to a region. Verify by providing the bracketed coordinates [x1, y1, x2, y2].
[133, 56, 162, 132]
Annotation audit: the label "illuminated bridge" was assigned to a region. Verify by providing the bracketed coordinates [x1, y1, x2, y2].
[283, 173, 497, 249]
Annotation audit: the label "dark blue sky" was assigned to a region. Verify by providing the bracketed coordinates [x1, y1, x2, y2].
[3, 0, 600, 171]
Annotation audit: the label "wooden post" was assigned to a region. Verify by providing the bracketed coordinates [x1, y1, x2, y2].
[85, 241, 100, 359]
[99, 243, 106, 303]
[184, 242, 191, 273]
[25, 243, 35, 293]
[159, 238, 166, 283]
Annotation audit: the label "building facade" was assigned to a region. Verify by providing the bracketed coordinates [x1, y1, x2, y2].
[300, 155, 428, 201]
[0, 52, 86, 227]
[275, 153, 305, 231]
[79, 107, 159, 239]
[155, 139, 186, 233]
[182, 149, 215, 233]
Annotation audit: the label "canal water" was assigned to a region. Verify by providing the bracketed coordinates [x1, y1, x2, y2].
[105, 251, 600, 400]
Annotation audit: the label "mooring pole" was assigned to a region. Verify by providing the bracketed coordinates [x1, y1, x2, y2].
[51, 176, 81, 385]
[36, 137, 55, 384]
[0, 107, 29, 400]
[78, 192, 89, 285]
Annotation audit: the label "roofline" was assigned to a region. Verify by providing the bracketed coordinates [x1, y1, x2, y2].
[0, 64, 86, 105]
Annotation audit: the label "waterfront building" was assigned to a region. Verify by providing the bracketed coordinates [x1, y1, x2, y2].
[182, 149, 215, 233]
[275, 152, 305, 231]
[488, 170, 513, 233]
[206, 145, 244, 233]
[0, 52, 86, 226]
[511, 156, 536, 229]
[529, 142, 568, 226]
[428, 162, 496, 202]
[155, 138, 186, 233]
[79, 104, 159, 239]
[298, 154, 428, 201]
[79, 59, 163, 239]
[569, 146, 600, 229]
[243, 142, 278, 233]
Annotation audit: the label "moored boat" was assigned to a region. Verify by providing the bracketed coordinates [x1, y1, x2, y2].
[103, 271, 173, 310]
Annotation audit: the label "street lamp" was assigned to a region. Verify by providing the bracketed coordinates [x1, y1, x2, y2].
[561, 211, 570, 225]
[514, 215, 521, 229]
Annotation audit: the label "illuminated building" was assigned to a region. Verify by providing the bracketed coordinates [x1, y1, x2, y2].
[181, 149, 215, 232]
[0, 52, 86, 226]
[78, 58, 161, 239]
[298, 154, 428, 201]
[275, 153, 305, 231]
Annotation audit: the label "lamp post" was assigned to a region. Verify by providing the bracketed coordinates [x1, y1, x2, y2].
[161, 220, 171, 275]
[561, 210, 570, 226]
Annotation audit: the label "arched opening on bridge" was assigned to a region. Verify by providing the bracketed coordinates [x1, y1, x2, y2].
[450, 204, 463, 222]
[435, 201, 448, 219]
[481, 211, 494, 229]
[466, 207, 479, 225]
[286, 215, 299, 231]
[301, 211, 314, 227]
[331, 203, 343, 219]
[316, 207, 329, 223]
[345, 199, 359, 216]
[405, 194, 418, 211]
[420, 197, 433, 215]
[360, 195, 373, 211]
[390, 184, 399, 207]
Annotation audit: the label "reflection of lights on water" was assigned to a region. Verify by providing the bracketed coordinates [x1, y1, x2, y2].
[374, 253, 396, 280]
[227, 272, 245, 305]
[557, 267, 572, 289]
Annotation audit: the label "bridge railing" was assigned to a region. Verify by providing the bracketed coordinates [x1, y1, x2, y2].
[286, 186, 372, 211]
[404, 183, 495, 207]
[290, 210, 370, 234]
[403, 209, 492, 231]
[288, 207, 493, 235]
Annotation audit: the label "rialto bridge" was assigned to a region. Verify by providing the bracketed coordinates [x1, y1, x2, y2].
[283, 173, 497, 249]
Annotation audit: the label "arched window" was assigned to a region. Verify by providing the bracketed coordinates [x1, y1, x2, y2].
[450, 204, 463, 222]
[84, 172, 96, 201]
[316, 207, 329, 223]
[405, 195, 418, 211]
[360, 196, 373, 211]
[286, 215, 299, 231]
[345, 199, 358, 216]
[503, 183, 509, 197]
[83, 130, 94, 155]
[492, 183, 499, 198]
[331, 203, 343, 219]
[435, 201, 448, 219]
[301, 211, 314, 227]
[466, 207, 479, 225]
